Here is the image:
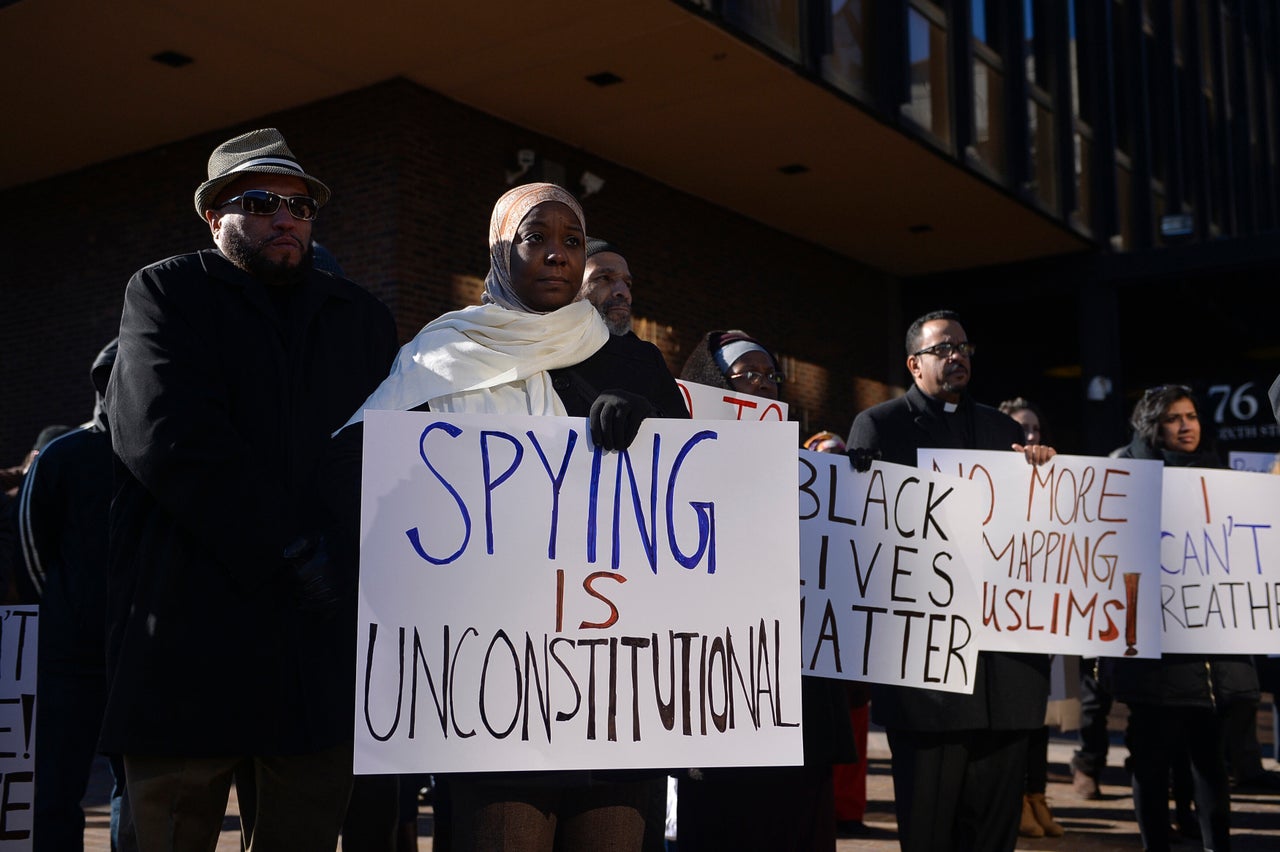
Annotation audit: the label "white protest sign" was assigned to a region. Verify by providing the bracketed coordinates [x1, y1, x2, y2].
[356, 410, 803, 774]
[1159, 467, 1280, 653]
[675, 380, 788, 421]
[918, 450, 1164, 658]
[1227, 451, 1277, 473]
[0, 609, 37, 849]
[798, 453, 984, 694]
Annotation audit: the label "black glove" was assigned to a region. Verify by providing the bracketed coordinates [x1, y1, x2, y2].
[846, 446, 879, 473]
[283, 534, 346, 615]
[589, 390, 653, 451]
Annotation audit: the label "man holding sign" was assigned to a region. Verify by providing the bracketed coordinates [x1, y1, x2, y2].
[847, 310, 1053, 852]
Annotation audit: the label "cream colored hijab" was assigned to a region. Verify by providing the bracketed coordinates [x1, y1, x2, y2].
[342, 183, 607, 428]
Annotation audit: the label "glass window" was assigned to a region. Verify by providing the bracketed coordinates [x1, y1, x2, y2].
[902, 4, 953, 147]
[820, 0, 872, 98]
[973, 59, 1007, 175]
[1031, 101, 1059, 209]
[970, 1, 1007, 177]
[723, 0, 803, 61]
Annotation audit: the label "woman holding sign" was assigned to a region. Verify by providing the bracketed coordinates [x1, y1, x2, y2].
[335, 183, 688, 852]
[677, 335, 856, 850]
[1108, 385, 1260, 852]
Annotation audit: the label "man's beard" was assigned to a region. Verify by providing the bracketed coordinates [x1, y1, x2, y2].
[597, 300, 632, 336]
[222, 228, 313, 286]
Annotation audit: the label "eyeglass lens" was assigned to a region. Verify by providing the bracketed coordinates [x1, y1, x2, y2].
[232, 190, 318, 221]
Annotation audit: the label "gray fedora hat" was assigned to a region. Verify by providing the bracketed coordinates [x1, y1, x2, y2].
[193, 128, 331, 219]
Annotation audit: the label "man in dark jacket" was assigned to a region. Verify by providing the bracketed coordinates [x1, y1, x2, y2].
[572, 238, 688, 420]
[103, 128, 398, 849]
[846, 309, 1052, 852]
[16, 341, 129, 851]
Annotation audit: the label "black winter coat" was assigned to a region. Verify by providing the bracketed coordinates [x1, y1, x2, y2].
[848, 384, 1051, 732]
[102, 250, 398, 755]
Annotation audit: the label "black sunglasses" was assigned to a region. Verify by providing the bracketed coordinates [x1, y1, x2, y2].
[912, 341, 976, 359]
[219, 189, 319, 221]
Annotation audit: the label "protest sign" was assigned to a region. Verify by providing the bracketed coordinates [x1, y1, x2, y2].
[675, 380, 788, 421]
[0, 609, 36, 848]
[1159, 467, 1280, 653]
[798, 453, 984, 694]
[1227, 451, 1278, 473]
[356, 410, 802, 774]
[918, 450, 1163, 658]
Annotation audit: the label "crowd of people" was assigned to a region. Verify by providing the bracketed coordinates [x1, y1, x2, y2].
[5, 127, 1280, 852]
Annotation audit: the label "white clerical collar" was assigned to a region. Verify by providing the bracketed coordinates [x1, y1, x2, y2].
[943, 401, 958, 413]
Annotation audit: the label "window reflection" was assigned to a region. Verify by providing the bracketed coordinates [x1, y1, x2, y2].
[723, 0, 802, 61]
[820, 0, 871, 97]
[902, 4, 952, 147]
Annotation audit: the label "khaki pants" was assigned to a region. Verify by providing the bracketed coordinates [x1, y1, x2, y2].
[124, 743, 353, 852]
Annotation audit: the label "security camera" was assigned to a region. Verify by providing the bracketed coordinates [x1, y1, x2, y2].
[506, 149, 537, 185]
[580, 171, 605, 198]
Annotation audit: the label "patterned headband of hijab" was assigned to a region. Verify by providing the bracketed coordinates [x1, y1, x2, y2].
[482, 182, 586, 313]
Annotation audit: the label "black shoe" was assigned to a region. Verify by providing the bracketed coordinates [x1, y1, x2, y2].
[836, 820, 872, 838]
[1235, 769, 1280, 792]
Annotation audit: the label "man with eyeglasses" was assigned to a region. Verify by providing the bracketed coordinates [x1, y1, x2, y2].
[103, 128, 398, 848]
[846, 309, 1053, 852]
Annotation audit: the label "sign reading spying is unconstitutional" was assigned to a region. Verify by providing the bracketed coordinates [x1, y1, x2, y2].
[798, 453, 985, 694]
[356, 410, 803, 774]
[918, 450, 1164, 658]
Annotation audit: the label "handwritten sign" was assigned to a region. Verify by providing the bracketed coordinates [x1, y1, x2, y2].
[0, 609, 36, 848]
[918, 451, 1163, 658]
[675, 380, 788, 422]
[1227, 451, 1278, 473]
[355, 410, 803, 774]
[798, 454, 984, 693]
[1159, 467, 1280, 653]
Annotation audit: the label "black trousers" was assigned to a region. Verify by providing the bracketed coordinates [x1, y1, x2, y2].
[1072, 658, 1112, 777]
[886, 728, 1029, 852]
[1125, 703, 1231, 852]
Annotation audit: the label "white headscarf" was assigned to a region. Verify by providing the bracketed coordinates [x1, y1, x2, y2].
[342, 183, 606, 428]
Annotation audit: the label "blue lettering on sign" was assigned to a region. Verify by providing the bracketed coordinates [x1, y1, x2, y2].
[666, 430, 719, 573]
[528, 429, 579, 559]
[406, 422, 472, 565]
[481, 430, 525, 555]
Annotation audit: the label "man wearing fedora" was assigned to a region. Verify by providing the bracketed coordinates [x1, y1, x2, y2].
[103, 128, 398, 849]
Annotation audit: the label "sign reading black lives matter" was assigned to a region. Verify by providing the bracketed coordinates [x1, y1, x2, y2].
[0, 609, 37, 848]
[919, 450, 1164, 658]
[798, 453, 984, 694]
[1160, 467, 1280, 654]
[355, 410, 803, 774]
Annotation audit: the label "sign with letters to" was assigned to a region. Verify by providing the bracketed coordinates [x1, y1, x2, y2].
[355, 410, 803, 774]
[0, 609, 36, 849]
[918, 450, 1164, 658]
[1159, 467, 1280, 653]
[798, 453, 984, 694]
[675, 381, 788, 422]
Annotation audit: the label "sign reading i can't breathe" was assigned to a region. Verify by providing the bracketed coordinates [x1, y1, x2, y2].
[355, 410, 803, 774]
[1159, 467, 1280, 653]
[0, 609, 37, 848]
[798, 453, 985, 694]
[918, 450, 1164, 658]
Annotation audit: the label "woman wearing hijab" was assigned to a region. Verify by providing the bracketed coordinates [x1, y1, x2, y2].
[336, 183, 687, 852]
[677, 331, 855, 851]
[1105, 385, 1259, 852]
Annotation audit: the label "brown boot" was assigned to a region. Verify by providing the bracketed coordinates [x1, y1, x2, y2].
[1027, 792, 1065, 837]
[1019, 795, 1045, 838]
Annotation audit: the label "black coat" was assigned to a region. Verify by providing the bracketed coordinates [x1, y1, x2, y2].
[102, 249, 398, 755]
[847, 384, 1051, 732]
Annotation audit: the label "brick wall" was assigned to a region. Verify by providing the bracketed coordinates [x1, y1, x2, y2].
[0, 78, 903, 461]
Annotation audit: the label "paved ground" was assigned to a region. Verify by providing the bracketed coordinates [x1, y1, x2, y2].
[83, 706, 1280, 850]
